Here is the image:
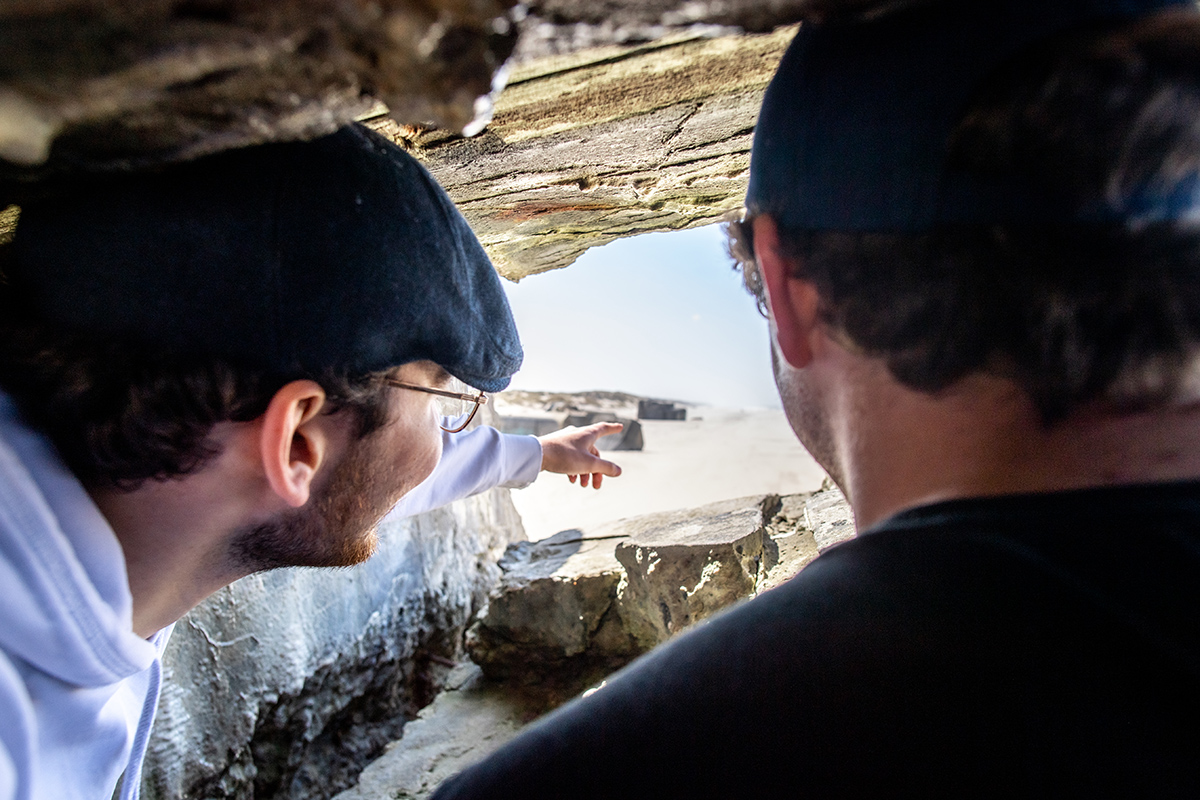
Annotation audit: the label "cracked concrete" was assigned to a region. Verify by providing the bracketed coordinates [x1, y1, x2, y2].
[466, 488, 853, 683]
[377, 26, 795, 278]
[1, 10, 799, 278]
[334, 487, 854, 800]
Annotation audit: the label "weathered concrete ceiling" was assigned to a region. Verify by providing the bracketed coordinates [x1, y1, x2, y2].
[0, 0, 521, 172]
[372, 27, 793, 279]
[0, 1, 837, 174]
[510, 0, 839, 58]
[0, 0, 883, 275]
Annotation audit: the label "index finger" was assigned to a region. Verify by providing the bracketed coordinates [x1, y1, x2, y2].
[586, 422, 625, 439]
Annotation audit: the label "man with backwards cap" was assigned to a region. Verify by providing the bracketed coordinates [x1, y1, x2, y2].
[0, 124, 623, 800]
[432, 0, 1200, 796]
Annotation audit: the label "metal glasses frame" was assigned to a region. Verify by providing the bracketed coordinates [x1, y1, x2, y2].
[384, 379, 488, 433]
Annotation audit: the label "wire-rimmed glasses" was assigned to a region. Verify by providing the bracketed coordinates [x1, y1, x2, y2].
[385, 378, 488, 433]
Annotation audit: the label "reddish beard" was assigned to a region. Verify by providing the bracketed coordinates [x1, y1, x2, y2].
[229, 425, 410, 572]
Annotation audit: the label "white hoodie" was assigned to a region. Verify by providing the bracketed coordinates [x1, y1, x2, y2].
[0, 393, 165, 800]
[0, 393, 540, 800]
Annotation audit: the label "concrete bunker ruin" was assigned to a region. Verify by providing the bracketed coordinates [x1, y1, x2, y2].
[0, 3, 859, 798]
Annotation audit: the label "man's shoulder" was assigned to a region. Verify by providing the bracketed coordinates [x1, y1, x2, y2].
[433, 484, 1200, 799]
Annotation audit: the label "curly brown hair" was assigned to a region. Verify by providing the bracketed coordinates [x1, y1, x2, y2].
[728, 12, 1200, 423]
[0, 270, 394, 489]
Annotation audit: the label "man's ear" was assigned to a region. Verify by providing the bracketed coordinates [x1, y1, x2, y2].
[260, 380, 330, 508]
[754, 214, 821, 369]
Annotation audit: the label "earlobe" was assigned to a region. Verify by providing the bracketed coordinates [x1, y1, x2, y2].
[753, 215, 820, 369]
[260, 380, 329, 508]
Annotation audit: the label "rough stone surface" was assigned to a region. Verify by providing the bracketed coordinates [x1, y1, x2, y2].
[806, 483, 857, 552]
[758, 493, 822, 593]
[0, 0, 520, 173]
[330, 664, 537, 800]
[0, 204, 16, 246]
[0, 0, 841, 174]
[465, 528, 639, 682]
[511, 0, 833, 61]
[0, 10, 804, 276]
[376, 26, 795, 278]
[757, 486, 853, 592]
[0, 2, 923, 274]
[614, 495, 769, 648]
[466, 492, 847, 681]
[141, 486, 526, 800]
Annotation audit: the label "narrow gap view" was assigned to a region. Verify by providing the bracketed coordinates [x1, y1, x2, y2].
[3, 2, 1195, 799]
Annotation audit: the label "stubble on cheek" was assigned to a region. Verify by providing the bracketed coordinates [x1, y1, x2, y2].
[228, 417, 441, 573]
[771, 341, 846, 492]
[390, 413, 442, 503]
[334, 415, 443, 544]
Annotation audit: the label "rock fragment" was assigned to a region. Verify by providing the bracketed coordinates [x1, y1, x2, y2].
[614, 496, 770, 648]
[330, 664, 534, 800]
[465, 529, 638, 681]
[806, 485, 856, 552]
[759, 493, 822, 593]
[467, 494, 788, 680]
[465, 490, 855, 684]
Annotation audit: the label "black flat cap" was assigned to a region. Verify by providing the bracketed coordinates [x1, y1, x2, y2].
[747, 0, 1195, 231]
[8, 124, 522, 392]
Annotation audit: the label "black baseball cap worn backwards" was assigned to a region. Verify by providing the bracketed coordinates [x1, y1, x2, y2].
[747, 0, 1197, 232]
[9, 124, 522, 392]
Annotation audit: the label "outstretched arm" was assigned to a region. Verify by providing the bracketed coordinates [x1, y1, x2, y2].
[388, 422, 625, 520]
[537, 422, 624, 489]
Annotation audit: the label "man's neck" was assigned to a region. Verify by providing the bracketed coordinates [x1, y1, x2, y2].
[834, 369, 1200, 530]
[89, 424, 272, 638]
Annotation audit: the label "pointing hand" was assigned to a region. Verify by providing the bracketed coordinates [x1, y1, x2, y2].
[537, 423, 625, 489]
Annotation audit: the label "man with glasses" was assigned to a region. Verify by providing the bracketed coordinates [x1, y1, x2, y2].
[433, 0, 1200, 796]
[0, 123, 618, 800]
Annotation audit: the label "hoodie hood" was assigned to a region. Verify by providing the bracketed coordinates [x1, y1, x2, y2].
[0, 393, 155, 687]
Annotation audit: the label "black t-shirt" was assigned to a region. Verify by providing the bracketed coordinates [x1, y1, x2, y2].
[432, 483, 1200, 798]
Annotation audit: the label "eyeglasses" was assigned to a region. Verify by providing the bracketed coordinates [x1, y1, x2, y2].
[385, 378, 488, 433]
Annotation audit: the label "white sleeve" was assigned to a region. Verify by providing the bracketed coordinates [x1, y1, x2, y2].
[386, 426, 543, 519]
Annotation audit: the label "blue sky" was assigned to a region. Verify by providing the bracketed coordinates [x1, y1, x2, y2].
[501, 223, 782, 409]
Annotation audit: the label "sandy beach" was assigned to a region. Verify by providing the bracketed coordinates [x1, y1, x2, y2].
[504, 404, 829, 542]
